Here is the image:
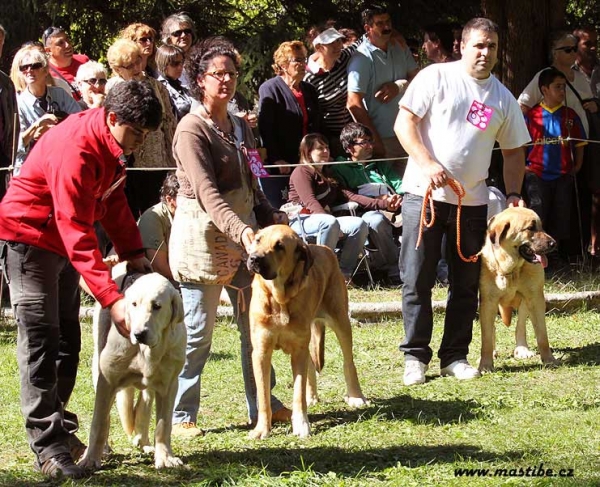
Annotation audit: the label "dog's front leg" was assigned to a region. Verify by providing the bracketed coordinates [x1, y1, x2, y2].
[527, 293, 559, 366]
[290, 348, 310, 438]
[153, 381, 183, 469]
[306, 359, 319, 407]
[79, 375, 116, 471]
[249, 333, 273, 440]
[514, 301, 535, 359]
[479, 296, 499, 372]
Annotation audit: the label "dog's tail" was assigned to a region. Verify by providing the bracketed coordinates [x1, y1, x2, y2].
[310, 320, 326, 373]
[116, 388, 136, 436]
[499, 304, 513, 327]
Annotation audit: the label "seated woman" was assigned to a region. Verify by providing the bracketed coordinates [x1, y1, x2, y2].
[75, 61, 108, 109]
[287, 133, 369, 282]
[13, 46, 81, 174]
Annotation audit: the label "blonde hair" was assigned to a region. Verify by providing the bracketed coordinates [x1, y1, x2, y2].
[10, 46, 48, 91]
[76, 61, 107, 82]
[107, 39, 142, 73]
[272, 41, 307, 75]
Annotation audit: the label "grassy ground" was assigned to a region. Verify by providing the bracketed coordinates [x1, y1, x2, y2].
[0, 280, 598, 486]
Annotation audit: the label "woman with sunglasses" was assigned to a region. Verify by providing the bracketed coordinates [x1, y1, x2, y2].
[120, 23, 159, 79]
[13, 46, 80, 174]
[169, 37, 291, 436]
[156, 44, 192, 121]
[161, 13, 195, 87]
[75, 61, 108, 109]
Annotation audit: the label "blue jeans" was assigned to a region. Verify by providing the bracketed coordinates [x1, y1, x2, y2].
[361, 210, 399, 277]
[399, 193, 487, 368]
[290, 213, 368, 277]
[1, 241, 81, 463]
[173, 265, 284, 424]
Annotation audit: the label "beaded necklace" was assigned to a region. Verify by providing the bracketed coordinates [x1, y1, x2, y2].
[200, 103, 237, 146]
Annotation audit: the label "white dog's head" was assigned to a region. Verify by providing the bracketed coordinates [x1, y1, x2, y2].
[124, 273, 184, 348]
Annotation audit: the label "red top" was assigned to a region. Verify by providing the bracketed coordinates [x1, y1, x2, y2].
[49, 53, 89, 84]
[0, 107, 144, 307]
[291, 87, 309, 136]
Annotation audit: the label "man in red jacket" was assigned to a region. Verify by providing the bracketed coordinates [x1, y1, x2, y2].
[0, 80, 162, 479]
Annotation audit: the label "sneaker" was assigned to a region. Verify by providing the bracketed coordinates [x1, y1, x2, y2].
[172, 422, 205, 438]
[34, 452, 85, 479]
[403, 360, 428, 386]
[440, 360, 481, 380]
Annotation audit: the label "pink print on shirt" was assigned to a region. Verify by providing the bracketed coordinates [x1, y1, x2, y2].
[467, 100, 494, 131]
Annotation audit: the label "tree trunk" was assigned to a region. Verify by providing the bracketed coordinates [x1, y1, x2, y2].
[482, 0, 568, 97]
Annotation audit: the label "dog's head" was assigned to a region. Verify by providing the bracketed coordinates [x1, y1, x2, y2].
[246, 225, 313, 281]
[124, 273, 184, 347]
[487, 207, 556, 265]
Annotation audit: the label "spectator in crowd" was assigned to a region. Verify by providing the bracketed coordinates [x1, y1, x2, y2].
[347, 5, 419, 166]
[106, 39, 177, 217]
[395, 17, 529, 386]
[156, 44, 192, 121]
[169, 37, 291, 437]
[0, 24, 17, 199]
[287, 132, 369, 282]
[451, 23, 463, 60]
[120, 22, 159, 79]
[138, 172, 179, 282]
[161, 12, 196, 86]
[333, 122, 402, 282]
[13, 46, 81, 174]
[42, 26, 89, 100]
[422, 23, 454, 64]
[75, 61, 107, 109]
[258, 40, 321, 174]
[523, 67, 586, 268]
[340, 28, 359, 47]
[573, 25, 600, 97]
[0, 80, 161, 480]
[305, 26, 361, 158]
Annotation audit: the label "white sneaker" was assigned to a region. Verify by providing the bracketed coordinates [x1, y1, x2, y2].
[403, 360, 428, 386]
[440, 360, 481, 380]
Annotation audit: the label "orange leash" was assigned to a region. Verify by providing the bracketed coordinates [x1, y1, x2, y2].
[415, 179, 479, 263]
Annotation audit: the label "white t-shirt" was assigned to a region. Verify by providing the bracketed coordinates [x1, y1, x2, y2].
[518, 68, 592, 135]
[400, 62, 530, 206]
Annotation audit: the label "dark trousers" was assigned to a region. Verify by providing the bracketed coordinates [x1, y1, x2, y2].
[399, 194, 487, 368]
[2, 242, 81, 462]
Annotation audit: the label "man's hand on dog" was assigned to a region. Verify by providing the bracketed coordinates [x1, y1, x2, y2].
[109, 299, 130, 338]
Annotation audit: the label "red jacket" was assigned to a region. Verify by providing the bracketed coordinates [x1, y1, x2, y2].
[0, 108, 144, 307]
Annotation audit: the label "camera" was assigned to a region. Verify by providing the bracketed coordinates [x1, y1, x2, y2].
[47, 101, 69, 122]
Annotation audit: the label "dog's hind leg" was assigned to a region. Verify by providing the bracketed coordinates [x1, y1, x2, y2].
[513, 302, 535, 359]
[153, 381, 183, 469]
[526, 293, 559, 366]
[116, 387, 135, 436]
[479, 296, 499, 372]
[132, 389, 154, 453]
[306, 359, 319, 407]
[290, 347, 310, 437]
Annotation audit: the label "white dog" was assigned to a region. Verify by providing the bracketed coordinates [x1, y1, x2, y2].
[79, 272, 186, 470]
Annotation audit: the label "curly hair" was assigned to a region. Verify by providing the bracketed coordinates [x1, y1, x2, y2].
[340, 122, 373, 152]
[185, 36, 241, 102]
[272, 41, 307, 75]
[106, 39, 141, 73]
[104, 80, 162, 130]
[160, 172, 180, 202]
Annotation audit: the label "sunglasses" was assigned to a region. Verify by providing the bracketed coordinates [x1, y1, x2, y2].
[19, 62, 44, 72]
[42, 26, 64, 46]
[83, 78, 108, 87]
[170, 28, 192, 38]
[169, 60, 184, 67]
[137, 36, 154, 44]
[554, 45, 577, 54]
[206, 70, 239, 81]
[352, 139, 374, 147]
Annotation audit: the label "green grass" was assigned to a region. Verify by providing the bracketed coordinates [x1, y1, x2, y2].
[0, 293, 598, 486]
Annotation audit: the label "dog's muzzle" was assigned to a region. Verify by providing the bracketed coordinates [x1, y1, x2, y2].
[519, 236, 556, 265]
[247, 254, 276, 280]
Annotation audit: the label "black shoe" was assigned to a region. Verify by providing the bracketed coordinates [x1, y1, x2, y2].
[34, 452, 86, 479]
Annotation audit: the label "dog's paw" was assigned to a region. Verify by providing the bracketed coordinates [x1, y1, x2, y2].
[249, 425, 271, 440]
[292, 413, 310, 438]
[142, 445, 155, 454]
[542, 354, 560, 367]
[155, 454, 183, 469]
[344, 395, 369, 407]
[478, 360, 495, 373]
[514, 346, 536, 359]
[132, 434, 152, 451]
[78, 454, 102, 472]
[306, 394, 319, 407]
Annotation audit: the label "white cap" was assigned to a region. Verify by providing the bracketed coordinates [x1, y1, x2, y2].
[313, 28, 345, 47]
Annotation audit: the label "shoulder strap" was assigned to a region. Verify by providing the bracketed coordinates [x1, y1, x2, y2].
[48, 64, 81, 99]
[565, 77, 585, 105]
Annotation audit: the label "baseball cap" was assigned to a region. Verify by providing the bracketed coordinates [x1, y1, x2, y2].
[313, 28, 345, 47]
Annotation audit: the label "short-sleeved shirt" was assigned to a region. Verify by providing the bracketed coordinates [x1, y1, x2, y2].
[347, 36, 417, 138]
[137, 201, 173, 252]
[525, 103, 587, 181]
[49, 54, 90, 84]
[400, 61, 531, 206]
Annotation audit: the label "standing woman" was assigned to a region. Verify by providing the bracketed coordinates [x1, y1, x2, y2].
[258, 41, 321, 174]
[119, 23, 159, 78]
[156, 44, 192, 121]
[169, 37, 290, 435]
[161, 13, 196, 86]
[106, 39, 177, 217]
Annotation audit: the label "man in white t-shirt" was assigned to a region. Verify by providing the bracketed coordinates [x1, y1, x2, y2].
[394, 17, 530, 386]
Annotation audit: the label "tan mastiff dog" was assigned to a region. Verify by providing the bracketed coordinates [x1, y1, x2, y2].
[479, 207, 560, 372]
[247, 225, 367, 439]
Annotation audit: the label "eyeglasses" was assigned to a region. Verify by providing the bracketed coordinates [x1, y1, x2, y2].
[170, 28, 192, 38]
[288, 57, 307, 64]
[83, 78, 108, 87]
[19, 62, 44, 72]
[206, 70, 239, 81]
[137, 37, 154, 44]
[554, 45, 578, 54]
[352, 139, 374, 147]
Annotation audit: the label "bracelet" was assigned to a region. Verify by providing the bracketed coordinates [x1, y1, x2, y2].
[506, 192, 522, 199]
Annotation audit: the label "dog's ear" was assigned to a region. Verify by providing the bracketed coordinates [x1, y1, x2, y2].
[170, 289, 185, 328]
[297, 240, 314, 276]
[489, 218, 510, 248]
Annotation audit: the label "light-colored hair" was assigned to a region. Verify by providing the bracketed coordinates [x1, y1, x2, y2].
[155, 44, 184, 76]
[76, 61, 108, 82]
[272, 41, 307, 75]
[549, 31, 578, 63]
[106, 39, 142, 72]
[161, 13, 196, 45]
[10, 47, 48, 90]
